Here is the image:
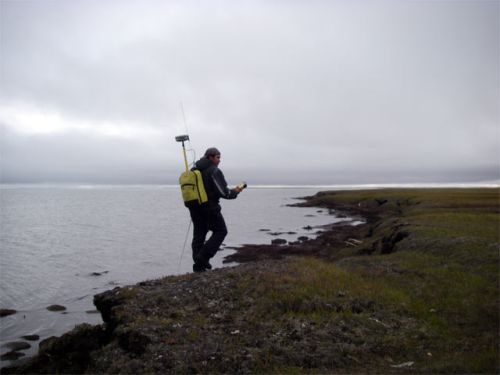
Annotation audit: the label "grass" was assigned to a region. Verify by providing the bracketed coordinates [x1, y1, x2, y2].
[240, 188, 499, 373]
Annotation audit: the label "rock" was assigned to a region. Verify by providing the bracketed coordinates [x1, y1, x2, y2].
[93, 287, 128, 326]
[47, 305, 66, 312]
[1, 351, 25, 361]
[268, 232, 284, 236]
[90, 271, 109, 277]
[21, 335, 40, 341]
[271, 238, 287, 245]
[0, 309, 17, 317]
[303, 225, 313, 230]
[85, 309, 100, 314]
[259, 229, 271, 232]
[4, 341, 31, 351]
[297, 236, 309, 242]
[19, 324, 108, 374]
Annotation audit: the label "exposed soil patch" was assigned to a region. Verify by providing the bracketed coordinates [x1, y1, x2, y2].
[224, 222, 367, 264]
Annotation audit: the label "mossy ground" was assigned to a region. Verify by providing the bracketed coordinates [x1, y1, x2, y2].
[289, 188, 499, 373]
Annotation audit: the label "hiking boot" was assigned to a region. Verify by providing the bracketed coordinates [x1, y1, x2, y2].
[193, 262, 206, 273]
[194, 255, 212, 271]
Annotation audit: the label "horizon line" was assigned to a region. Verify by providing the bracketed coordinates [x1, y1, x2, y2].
[1, 181, 499, 189]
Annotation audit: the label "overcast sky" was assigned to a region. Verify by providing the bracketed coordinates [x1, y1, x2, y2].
[1, 0, 498, 185]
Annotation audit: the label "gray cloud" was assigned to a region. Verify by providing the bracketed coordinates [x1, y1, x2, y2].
[1, 0, 498, 184]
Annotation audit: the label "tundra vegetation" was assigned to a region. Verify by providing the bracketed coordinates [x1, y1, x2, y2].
[3, 189, 498, 374]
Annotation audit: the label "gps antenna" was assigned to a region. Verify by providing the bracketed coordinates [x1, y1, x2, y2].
[175, 134, 190, 172]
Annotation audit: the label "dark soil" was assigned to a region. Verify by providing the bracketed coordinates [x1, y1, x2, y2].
[224, 222, 366, 264]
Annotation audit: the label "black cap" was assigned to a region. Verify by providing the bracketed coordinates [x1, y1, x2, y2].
[204, 147, 221, 157]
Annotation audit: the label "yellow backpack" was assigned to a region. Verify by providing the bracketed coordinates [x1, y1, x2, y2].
[179, 169, 208, 207]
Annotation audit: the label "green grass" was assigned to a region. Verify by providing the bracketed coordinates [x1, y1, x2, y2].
[241, 188, 499, 373]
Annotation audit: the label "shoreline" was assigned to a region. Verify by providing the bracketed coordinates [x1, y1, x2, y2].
[2, 188, 498, 374]
[0, 188, 334, 368]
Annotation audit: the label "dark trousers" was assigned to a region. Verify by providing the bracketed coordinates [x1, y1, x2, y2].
[189, 204, 228, 263]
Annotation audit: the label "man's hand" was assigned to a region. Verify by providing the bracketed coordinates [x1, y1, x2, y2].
[234, 182, 247, 193]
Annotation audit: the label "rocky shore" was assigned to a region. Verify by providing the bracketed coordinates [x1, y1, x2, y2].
[2, 188, 498, 374]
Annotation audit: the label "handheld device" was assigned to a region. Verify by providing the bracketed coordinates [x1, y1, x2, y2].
[237, 182, 248, 190]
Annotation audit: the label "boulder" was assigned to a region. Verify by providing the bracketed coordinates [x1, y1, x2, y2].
[1, 351, 25, 361]
[21, 335, 40, 341]
[47, 305, 66, 312]
[4, 341, 31, 351]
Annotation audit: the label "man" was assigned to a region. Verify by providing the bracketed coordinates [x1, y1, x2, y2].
[189, 147, 243, 272]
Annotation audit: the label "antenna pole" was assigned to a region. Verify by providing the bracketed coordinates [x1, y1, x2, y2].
[180, 102, 189, 135]
[181, 141, 189, 172]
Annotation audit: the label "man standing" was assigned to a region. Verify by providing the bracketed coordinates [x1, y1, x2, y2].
[189, 147, 243, 272]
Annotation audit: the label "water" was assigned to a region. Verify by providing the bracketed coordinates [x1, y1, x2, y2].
[0, 185, 344, 364]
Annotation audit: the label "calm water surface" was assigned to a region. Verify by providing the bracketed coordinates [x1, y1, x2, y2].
[0, 185, 344, 364]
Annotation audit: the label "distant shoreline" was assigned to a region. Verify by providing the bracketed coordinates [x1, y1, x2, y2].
[1, 181, 499, 189]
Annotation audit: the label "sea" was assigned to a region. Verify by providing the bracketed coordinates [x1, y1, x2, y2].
[0, 185, 348, 365]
